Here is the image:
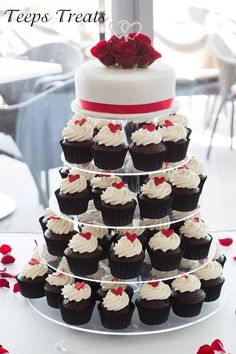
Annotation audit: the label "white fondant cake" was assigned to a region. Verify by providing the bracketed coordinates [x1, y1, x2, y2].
[75, 60, 176, 116]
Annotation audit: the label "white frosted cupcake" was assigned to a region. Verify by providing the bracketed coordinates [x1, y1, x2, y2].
[90, 174, 122, 210]
[186, 157, 207, 193]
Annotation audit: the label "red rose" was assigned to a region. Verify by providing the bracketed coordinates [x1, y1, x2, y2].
[90, 40, 115, 66]
[130, 32, 152, 44]
[137, 45, 161, 68]
[111, 40, 138, 68]
[108, 35, 122, 45]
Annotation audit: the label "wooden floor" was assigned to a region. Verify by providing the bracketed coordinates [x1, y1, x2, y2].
[0, 96, 235, 233]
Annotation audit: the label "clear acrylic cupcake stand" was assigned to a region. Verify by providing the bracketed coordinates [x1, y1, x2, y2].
[29, 102, 225, 336]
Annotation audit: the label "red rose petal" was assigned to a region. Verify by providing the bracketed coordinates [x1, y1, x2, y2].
[0, 272, 15, 278]
[233, 256, 236, 261]
[0, 267, 6, 272]
[0, 244, 12, 255]
[196, 345, 214, 354]
[1, 255, 15, 264]
[0, 279, 10, 288]
[211, 339, 226, 352]
[218, 238, 233, 247]
[0, 346, 9, 354]
[13, 282, 20, 293]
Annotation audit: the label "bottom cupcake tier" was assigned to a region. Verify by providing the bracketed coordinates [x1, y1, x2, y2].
[27, 289, 225, 335]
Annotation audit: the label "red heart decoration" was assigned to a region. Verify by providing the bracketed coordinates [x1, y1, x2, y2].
[162, 119, 174, 127]
[124, 232, 137, 243]
[142, 123, 156, 131]
[50, 216, 61, 220]
[13, 282, 20, 293]
[0, 279, 10, 288]
[68, 174, 80, 183]
[28, 258, 40, 265]
[192, 217, 200, 223]
[218, 238, 233, 247]
[108, 123, 121, 133]
[161, 229, 174, 237]
[0, 244, 12, 255]
[74, 118, 86, 126]
[147, 281, 160, 287]
[177, 165, 189, 170]
[153, 177, 165, 186]
[183, 274, 189, 279]
[74, 281, 86, 291]
[111, 287, 123, 296]
[80, 232, 92, 240]
[112, 182, 125, 189]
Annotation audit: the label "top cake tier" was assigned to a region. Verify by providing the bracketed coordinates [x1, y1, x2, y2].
[75, 60, 176, 119]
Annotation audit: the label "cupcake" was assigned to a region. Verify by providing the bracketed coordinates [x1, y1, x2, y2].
[93, 119, 113, 135]
[60, 281, 95, 325]
[109, 232, 144, 279]
[194, 261, 225, 302]
[147, 229, 183, 271]
[44, 216, 77, 256]
[91, 123, 128, 170]
[98, 287, 135, 329]
[172, 274, 206, 317]
[114, 228, 148, 249]
[138, 177, 172, 219]
[97, 275, 134, 301]
[64, 232, 103, 275]
[180, 218, 212, 260]
[100, 182, 136, 226]
[186, 157, 207, 193]
[158, 120, 189, 162]
[44, 257, 74, 308]
[90, 174, 122, 210]
[158, 113, 191, 137]
[169, 167, 201, 212]
[39, 208, 57, 233]
[60, 117, 94, 164]
[212, 242, 226, 268]
[136, 281, 172, 325]
[55, 173, 90, 215]
[80, 225, 112, 259]
[129, 124, 166, 171]
[16, 250, 48, 298]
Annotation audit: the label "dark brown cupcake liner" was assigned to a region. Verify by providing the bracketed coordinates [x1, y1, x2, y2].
[91, 143, 128, 170]
[136, 300, 171, 325]
[98, 302, 135, 330]
[60, 139, 93, 164]
[101, 200, 137, 227]
[108, 252, 144, 279]
[44, 285, 62, 308]
[98, 237, 113, 259]
[16, 275, 46, 299]
[172, 297, 204, 317]
[44, 233, 73, 257]
[164, 139, 190, 163]
[65, 252, 101, 276]
[129, 146, 166, 172]
[55, 188, 90, 216]
[92, 189, 104, 211]
[147, 246, 184, 271]
[60, 299, 95, 325]
[39, 216, 48, 233]
[138, 194, 173, 219]
[181, 234, 212, 260]
[97, 285, 134, 302]
[201, 278, 225, 302]
[171, 188, 201, 212]
[199, 174, 207, 194]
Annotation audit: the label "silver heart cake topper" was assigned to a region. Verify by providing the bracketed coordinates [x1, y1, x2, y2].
[109, 20, 143, 41]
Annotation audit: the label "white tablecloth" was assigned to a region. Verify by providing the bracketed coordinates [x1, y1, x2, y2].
[1, 232, 236, 354]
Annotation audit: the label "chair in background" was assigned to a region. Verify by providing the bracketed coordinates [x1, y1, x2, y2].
[206, 33, 236, 159]
[0, 79, 74, 207]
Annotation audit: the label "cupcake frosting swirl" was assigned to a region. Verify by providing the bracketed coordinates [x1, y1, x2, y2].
[46, 257, 74, 286]
[103, 289, 129, 311]
[46, 217, 74, 235]
[68, 233, 98, 253]
[148, 230, 180, 252]
[140, 281, 171, 300]
[113, 236, 142, 258]
[20, 251, 48, 280]
[169, 169, 200, 189]
[172, 274, 201, 293]
[212, 242, 222, 261]
[95, 126, 124, 147]
[91, 175, 122, 189]
[131, 128, 162, 146]
[81, 225, 108, 239]
[118, 228, 144, 237]
[62, 282, 91, 302]
[101, 275, 126, 291]
[180, 219, 208, 239]
[60, 174, 87, 194]
[194, 261, 222, 281]
[159, 114, 189, 126]
[159, 123, 187, 142]
[101, 185, 133, 205]
[62, 120, 93, 142]
[141, 179, 172, 199]
[187, 157, 205, 175]
[42, 208, 56, 220]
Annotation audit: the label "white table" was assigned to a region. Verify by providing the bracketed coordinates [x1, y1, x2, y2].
[1, 232, 236, 354]
[0, 57, 62, 84]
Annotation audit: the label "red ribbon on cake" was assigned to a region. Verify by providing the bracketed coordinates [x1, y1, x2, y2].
[78, 97, 174, 114]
